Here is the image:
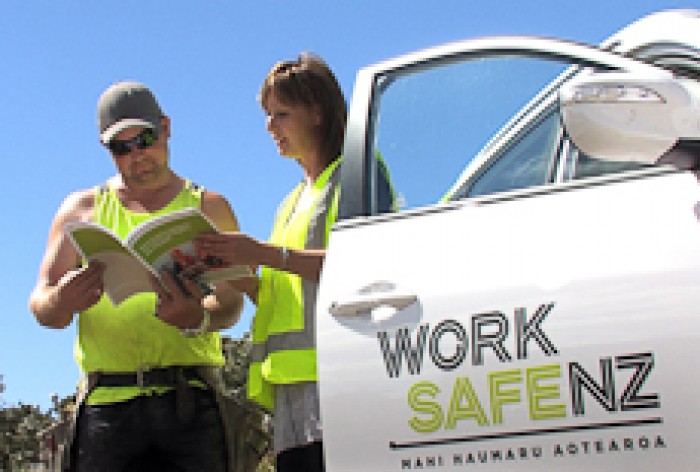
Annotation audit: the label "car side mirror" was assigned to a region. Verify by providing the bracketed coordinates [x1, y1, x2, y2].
[559, 71, 700, 164]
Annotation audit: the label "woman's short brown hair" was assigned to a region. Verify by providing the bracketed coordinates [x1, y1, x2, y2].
[260, 52, 347, 167]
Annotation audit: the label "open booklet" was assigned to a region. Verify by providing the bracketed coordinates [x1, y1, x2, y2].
[64, 207, 252, 306]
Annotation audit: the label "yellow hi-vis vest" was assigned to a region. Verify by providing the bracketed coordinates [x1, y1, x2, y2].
[77, 179, 225, 405]
[248, 159, 341, 410]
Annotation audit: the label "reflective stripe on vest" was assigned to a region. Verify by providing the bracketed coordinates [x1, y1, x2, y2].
[248, 159, 341, 410]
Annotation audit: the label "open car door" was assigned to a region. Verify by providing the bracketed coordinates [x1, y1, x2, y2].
[316, 12, 700, 472]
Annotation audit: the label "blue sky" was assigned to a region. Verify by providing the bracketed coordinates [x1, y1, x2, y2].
[1, 0, 692, 410]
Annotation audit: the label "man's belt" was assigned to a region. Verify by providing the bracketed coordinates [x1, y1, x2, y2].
[88, 366, 203, 389]
[87, 366, 207, 423]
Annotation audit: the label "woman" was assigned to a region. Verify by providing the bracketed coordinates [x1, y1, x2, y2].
[195, 52, 346, 472]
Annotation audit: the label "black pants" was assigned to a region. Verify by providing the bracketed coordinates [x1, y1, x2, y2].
[276, 441, 325, 472]
[75, 388, 226, 472]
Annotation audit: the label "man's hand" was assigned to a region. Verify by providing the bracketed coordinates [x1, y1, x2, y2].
[53, 261, 106, 315]
[151, 271, 207, 329]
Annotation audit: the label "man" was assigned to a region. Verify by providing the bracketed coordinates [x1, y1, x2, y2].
[28, 81, 244, 471]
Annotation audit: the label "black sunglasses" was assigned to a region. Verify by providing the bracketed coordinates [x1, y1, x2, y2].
[108, 128, 158, 156]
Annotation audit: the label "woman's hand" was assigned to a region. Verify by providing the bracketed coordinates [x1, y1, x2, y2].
[195, 232, 261, 268]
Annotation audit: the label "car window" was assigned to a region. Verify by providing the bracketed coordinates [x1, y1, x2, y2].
[339, 37, 684, 221]
[566, 148, 650, 179]
[455, 110, 561, 199]
[369, 56, 569, 211]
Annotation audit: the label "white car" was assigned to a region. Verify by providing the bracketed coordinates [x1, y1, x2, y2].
[316, 9, 700, 471]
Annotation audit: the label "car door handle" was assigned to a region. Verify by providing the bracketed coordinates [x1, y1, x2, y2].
[328, 281, 417, 317]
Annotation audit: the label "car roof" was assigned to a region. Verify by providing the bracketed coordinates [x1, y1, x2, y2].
[603, 9, 700, 54]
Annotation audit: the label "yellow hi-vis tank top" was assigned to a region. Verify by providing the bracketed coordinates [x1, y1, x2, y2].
[248, 159, 341, 410]
[77, 179, 224, 405]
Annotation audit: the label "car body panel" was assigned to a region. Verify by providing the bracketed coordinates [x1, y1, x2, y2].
[319, 170, 700, 471]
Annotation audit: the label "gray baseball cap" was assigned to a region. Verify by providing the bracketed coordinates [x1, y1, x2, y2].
[97, 81, 163, 144]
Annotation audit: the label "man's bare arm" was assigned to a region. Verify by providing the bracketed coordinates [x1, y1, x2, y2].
[28, 190, 105, 329]
[198, 191, 247, 330]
